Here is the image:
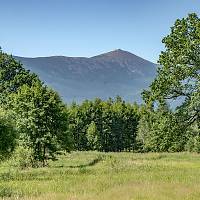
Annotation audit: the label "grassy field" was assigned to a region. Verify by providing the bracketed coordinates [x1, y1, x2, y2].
[0, 152, 200, 200]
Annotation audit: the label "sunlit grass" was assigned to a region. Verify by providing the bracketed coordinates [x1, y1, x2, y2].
[0, 152, 200, 199]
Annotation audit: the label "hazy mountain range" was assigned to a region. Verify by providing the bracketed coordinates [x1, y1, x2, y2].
[15, 49, 157, 103]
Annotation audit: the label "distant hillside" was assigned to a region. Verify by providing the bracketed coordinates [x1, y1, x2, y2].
[15, 49, 157, 102]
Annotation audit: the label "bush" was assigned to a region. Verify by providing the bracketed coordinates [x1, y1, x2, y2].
[186, 136, 200, 153]
[9, 146, 34, 169]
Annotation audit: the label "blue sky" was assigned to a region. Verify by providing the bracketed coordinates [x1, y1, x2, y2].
[1, 0, 200, 62]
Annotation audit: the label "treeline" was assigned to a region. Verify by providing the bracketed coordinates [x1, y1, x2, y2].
[68, 98, 139, 152]
[0, 48, 139, 166]
[0, 13, 200, 167]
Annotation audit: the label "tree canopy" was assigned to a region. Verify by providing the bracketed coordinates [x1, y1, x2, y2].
[139, 13, 200, 152]
[144, 13, 200, 130]
[0, 49, 72, 165]
[0, 48, 39, 106]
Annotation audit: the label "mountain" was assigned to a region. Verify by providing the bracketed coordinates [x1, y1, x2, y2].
[15, 49, 157, 103]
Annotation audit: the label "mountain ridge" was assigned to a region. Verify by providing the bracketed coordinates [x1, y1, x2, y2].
[15, 49, 157, 103]
[16, 49, 155, 65]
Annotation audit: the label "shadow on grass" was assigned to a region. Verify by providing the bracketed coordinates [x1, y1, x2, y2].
[56, 155, 104, 168]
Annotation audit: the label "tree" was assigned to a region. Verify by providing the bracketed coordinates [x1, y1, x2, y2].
[0, 48, 39, 106]
[143, 13, 200, 135]
[137, 104, 187, 152]
[11, 81, 71, 166]
[123, 103, 139, 152]
[68, 97, 140, 152]
[0, 108, 16, 160]
[68, 100, 93, 151]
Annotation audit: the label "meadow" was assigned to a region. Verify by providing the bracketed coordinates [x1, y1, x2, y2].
[0, 152, 200, 200]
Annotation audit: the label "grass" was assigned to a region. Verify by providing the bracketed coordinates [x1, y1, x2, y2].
[0, 152, 200, 199]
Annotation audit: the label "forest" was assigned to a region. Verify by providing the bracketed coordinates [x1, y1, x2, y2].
[0, 13, 199, 169]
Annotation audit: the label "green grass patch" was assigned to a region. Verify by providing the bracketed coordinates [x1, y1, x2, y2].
[0, 152, 200, 200]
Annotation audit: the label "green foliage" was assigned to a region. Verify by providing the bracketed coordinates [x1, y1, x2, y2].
[141, 13, 200, 152]
[86, 121, 98, 150]
[0, 49, 39, 106]
[11, 81, 72, 166]
[8, 146, 34, 169]
[68, 97, 139, 152]
[186, 135, 200, 153]
[0, 108, 16, 160]
[138, 105, 187, 152]
[185, 124, 200, 153]
[149, 13, 200, 104]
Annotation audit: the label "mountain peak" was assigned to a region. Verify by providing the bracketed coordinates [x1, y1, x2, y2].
[92, 49, 136, 59]
[113, 48, 124, 52]
[108, 49, 133, 56]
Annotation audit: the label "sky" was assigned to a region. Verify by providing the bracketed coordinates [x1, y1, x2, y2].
[0, 0, 200, 63]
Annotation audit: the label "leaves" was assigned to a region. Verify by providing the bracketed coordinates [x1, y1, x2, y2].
[11, 81, 72, 165]
[0, 108, 17, 160]
[139, 13, 200, 153]
[68, 97, 139, 152]
[145, 13, 200, 131]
